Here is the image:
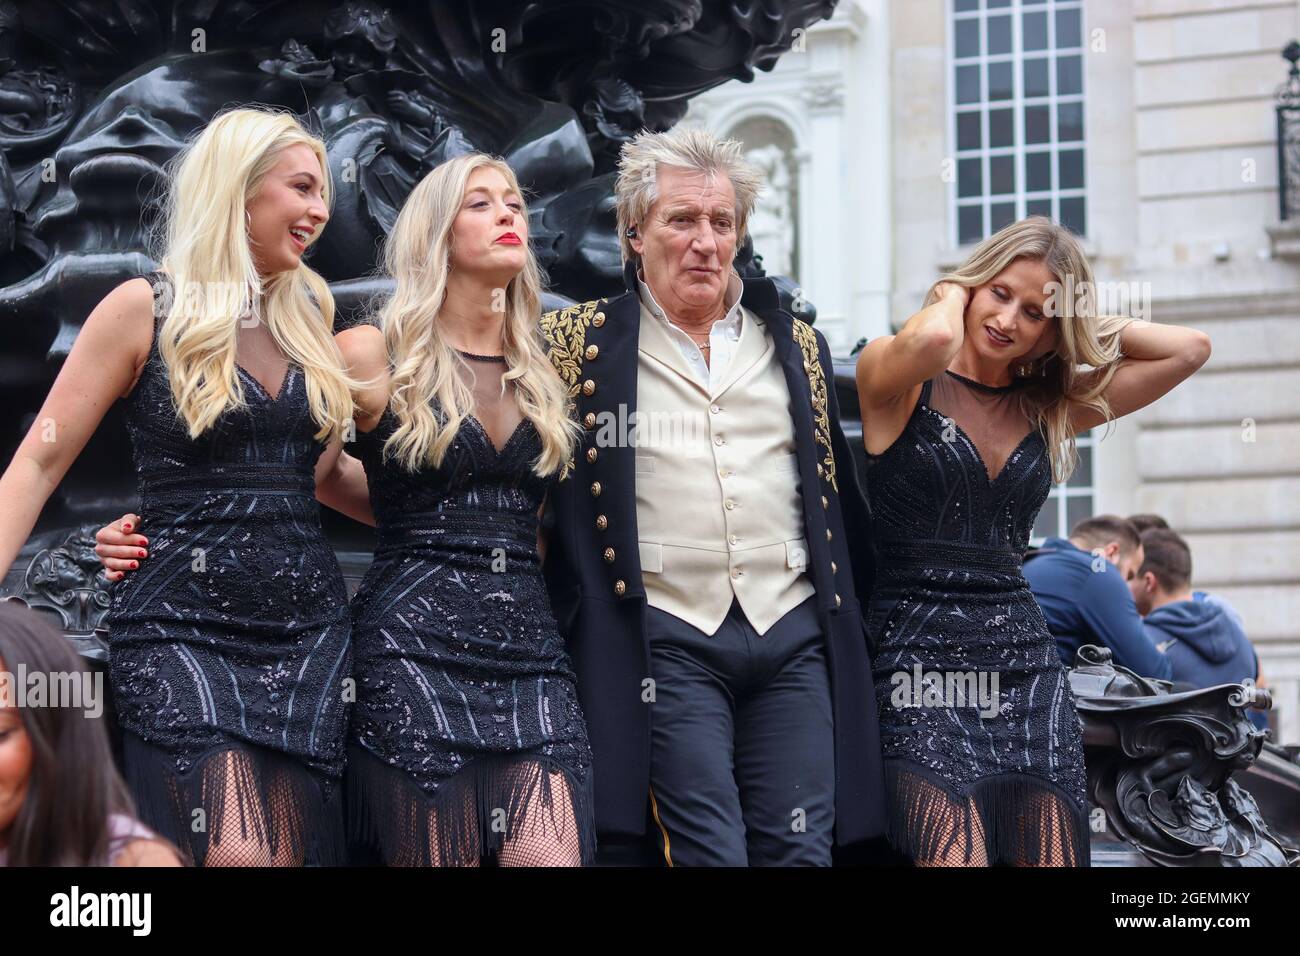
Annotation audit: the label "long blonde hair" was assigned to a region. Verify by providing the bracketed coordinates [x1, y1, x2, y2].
[153, 107, 355, 441]
[924, 216, 1134, 483]
[378, 153, 577, 474]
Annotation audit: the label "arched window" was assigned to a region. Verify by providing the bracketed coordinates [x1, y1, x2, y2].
[726, 116, 800, 281]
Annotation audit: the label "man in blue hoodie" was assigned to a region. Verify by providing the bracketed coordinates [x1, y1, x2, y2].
[1024, 515, 1173, 679]
[1129, 513, 1247, 632]
[1130, 528, 1265, 729]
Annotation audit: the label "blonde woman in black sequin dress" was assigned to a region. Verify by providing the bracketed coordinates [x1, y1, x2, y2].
[333, 153, 593, 867]
[854, 217, 1210, 866]
[0, 108, 376, 866]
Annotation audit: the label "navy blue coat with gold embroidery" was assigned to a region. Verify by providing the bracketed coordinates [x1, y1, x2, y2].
[540, 264, 886, 846]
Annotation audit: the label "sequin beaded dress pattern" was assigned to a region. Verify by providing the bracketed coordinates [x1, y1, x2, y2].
[864, 371, 1089, 866]
[348, 356, 595, 866]
[101, 272, 353, 866]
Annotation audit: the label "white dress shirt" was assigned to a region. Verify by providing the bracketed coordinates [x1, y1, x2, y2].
[637, 271, 746, 394]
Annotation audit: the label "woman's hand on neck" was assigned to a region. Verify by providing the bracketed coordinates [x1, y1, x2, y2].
[440, 272, 508, 355]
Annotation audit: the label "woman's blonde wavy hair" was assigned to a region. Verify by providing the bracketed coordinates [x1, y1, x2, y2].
[378, 153, 578, 475]
[924, 216, 1135, 484]
[152, 107, 356, 441]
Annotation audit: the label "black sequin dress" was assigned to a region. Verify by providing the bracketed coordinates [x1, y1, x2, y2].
[347, 357, 595, 866]
[864, 370, 1089, 866]
[100, 272, 352, 866]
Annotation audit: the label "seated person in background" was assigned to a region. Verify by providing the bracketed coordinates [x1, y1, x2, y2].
[1128, 513, 1246, 631]
[0, 601, 182, 866]
[1131, 528, 1267, 731]
[1024, 515, 1172, 680]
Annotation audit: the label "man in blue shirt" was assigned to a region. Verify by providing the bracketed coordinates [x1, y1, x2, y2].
[1024, 515, 1172, 679]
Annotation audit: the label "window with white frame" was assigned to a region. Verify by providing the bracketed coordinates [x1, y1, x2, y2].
[1031, 429, 1095, 544]
[950, 0, 1086, 245]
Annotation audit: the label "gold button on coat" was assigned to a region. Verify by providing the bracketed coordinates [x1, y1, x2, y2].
[613, 579, 626, 595]
[590, 481, 602, 497]
[603, 547, 615, 563]
[585, 344, 599, 360]
[586, 447, 598, 463]
[596, 515, 608, 531]
[593, 312, 606, 328]
[582, 380, 596, 396]
[583, 412, 597, 429]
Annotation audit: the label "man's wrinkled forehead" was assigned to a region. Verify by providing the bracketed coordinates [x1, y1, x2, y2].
[651, 165, 736, 216]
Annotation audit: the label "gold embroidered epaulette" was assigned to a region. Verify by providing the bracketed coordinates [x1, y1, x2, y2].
[540, 297, 607, 480]
[791, 319, 838, 493]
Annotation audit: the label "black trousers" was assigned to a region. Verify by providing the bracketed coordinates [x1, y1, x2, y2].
[645, 596, 835, 866]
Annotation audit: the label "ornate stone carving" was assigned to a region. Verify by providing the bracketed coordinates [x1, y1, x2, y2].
[16, 524, 113, 632]
[1071, 645, 1299, 867]
[801, 82, 844, 112]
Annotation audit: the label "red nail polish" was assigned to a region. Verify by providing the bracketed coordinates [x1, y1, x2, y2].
[131, 561, 138, 569]
[123, 524, 132, 532]
[138, 550, 147, 557]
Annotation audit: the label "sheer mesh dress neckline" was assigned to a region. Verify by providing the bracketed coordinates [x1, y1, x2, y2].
[928, 367, 1038, 485]
[456, 349, 507, 364]
[457, 355, 525, 455]
[943, 368, 1026, 394]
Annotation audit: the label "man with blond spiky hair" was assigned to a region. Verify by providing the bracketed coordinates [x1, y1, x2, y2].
[539, 127, 886, 866]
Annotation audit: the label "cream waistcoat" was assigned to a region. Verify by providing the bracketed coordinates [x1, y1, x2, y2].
[634, 298, 814, 635]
